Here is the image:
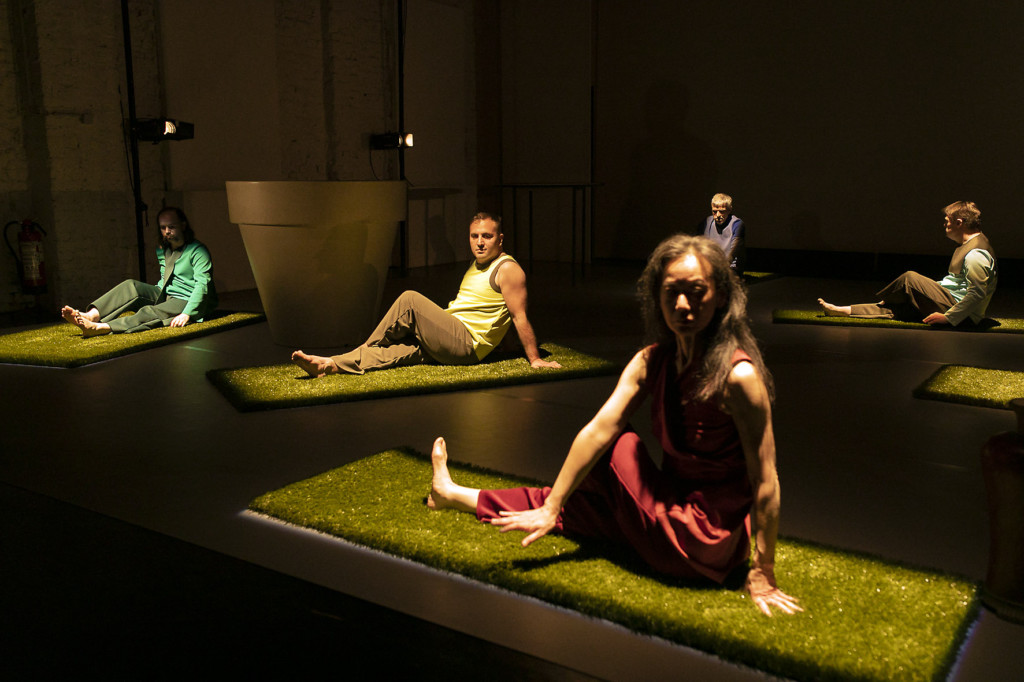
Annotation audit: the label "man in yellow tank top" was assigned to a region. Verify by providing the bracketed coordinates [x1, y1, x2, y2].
[291, 213, 561, 376]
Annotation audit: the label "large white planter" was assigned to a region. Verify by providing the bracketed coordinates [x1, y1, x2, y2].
[225, 181, 407, 348]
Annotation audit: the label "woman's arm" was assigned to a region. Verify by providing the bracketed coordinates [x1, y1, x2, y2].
[491, 348, 652, 545]
[724, 360, 801, 616]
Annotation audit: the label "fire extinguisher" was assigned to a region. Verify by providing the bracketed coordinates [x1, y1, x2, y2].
[4, 219, 48, 294]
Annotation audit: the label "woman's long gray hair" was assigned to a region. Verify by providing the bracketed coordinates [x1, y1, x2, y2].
[637, 233, 774, 403]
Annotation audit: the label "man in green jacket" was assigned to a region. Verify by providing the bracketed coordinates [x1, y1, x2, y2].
[61, 206, 218, 337]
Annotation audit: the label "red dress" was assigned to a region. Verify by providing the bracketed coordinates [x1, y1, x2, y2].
[476, 344, 754, 583]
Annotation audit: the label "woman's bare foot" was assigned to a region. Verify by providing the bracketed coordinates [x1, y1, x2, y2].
[427, 437, 456, 509]
[817, 298, 851, 317]
[427, 437, 478, 512]
[291, 350, 338, 378]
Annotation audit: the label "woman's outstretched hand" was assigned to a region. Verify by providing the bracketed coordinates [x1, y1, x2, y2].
[491, 505, 559, 547]
[746, 564, 802, 616]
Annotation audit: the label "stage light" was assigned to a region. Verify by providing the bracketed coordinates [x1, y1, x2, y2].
[370, 132, 414, 149]
[135, 118, 195, 142]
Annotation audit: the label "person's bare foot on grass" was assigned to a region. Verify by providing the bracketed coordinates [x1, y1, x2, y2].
[427, 437, 477, 513]
[74, 313, 111, 337]
[61, 305, 98, 325]
[291, 350, 338, 378]
[817, 298, 851, 317]
[427, 437, 456, 510]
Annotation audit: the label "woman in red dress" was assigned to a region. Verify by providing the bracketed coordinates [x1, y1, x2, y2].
[428, 234, 800, 616]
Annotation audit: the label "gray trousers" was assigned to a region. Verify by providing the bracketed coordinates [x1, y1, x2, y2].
[90, 280, 186, 333]
[850, 271, 956, 320]
[330, 290, 477, 374]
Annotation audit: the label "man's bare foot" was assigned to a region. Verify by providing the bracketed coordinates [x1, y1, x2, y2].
[62, 305, 99, 325]
[291, 350, 337, 378]
[74, 314, 111, 337]
[817, 298, 851, 317]
[427, 437, 457, 510]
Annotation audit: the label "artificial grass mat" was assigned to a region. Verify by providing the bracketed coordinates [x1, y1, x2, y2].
[0, 311, 265, 368]
[743, 271, 781, 284]
[773, 309, 1024, 333]
[207, 342, 619, 412]
[250, 448, 977, 682]
[914, 365, 1024, 410]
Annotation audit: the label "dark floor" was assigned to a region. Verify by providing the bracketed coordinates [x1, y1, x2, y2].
[2, 262, 1023, 680]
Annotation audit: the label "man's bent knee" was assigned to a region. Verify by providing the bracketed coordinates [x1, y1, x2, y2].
[395, 290, 428, 305]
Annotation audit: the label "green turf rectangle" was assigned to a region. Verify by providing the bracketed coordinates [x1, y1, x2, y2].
[250, 448, 977, 682]
[914, 365, 1024, 410]
[743, 271, 780, 283]
[773, 309, 1024, 333]
[0, 312, 265, 368]
[206, 343, 619, 411]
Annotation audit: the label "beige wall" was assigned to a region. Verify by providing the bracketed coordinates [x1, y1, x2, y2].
[158, 0, 404, 289]
[497, 0, 593, 264]
[156, 0, 493, 278]
[0, 0, 166, 311]
[403, 0, 476, 267]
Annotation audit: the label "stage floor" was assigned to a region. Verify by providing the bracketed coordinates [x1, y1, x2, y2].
[3, 263, 1023, 679]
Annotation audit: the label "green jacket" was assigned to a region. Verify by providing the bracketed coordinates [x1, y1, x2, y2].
[158, 240, 218, 320]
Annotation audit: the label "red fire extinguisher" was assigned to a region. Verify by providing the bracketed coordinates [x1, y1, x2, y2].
[4, 219, 48, 294]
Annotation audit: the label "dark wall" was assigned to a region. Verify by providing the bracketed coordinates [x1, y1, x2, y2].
[594, 2, 1023, 261]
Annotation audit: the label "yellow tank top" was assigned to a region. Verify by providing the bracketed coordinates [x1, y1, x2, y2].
[445, 254, 514, 359]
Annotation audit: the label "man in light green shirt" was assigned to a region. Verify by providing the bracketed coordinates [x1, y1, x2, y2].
[817, 201, 996, 326]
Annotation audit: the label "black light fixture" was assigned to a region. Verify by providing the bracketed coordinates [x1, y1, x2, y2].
[135, 118, 195, 142]
[370, 132, 414, 149]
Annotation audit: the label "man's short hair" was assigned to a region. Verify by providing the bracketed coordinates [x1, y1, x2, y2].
[472, 212, 503, 232]
[711, 193, 733, 211]
[944, 201, 981, 231]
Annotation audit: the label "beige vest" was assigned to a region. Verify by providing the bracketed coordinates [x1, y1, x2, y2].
[445, 254, 514, 359]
